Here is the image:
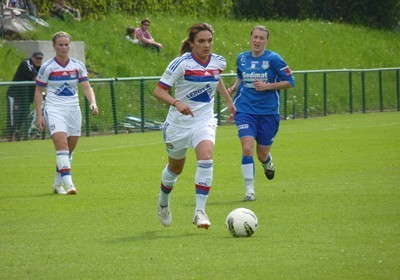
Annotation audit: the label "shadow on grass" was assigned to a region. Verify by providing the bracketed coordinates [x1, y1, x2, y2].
[104, 230, 201, 243]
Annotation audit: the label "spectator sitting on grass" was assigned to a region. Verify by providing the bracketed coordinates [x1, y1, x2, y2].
[135, 19, 163, 52]
[125, 27, 140, 45]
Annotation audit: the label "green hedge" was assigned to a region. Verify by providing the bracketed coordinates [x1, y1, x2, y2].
[35, 0, 234, 20]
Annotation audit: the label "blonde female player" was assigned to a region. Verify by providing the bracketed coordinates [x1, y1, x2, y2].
[228, 25, 295, 202]
[154, 23, 236, 229]
[35, 31, 98, 195]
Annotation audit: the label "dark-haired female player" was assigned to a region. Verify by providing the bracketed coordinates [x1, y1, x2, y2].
[154, 23, 236, 229]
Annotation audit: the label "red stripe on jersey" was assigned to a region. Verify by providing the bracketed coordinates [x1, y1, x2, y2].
[36, 80, 47, 87]
[50, 70, 79, 77]
[157, 81, 171, 90]
[185, 69, 222, 77]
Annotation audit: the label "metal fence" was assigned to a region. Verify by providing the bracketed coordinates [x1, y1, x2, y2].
[1, 67, 399, 141]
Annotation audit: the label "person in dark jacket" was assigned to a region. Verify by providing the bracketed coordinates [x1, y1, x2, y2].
[6, 51, 43, 141]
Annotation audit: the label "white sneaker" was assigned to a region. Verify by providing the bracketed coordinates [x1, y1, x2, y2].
[243, 193, 256, 201]
[66, 185, 77, 195]
[193, 210, 211, 229]
[158, 203, 172, 227]
[53, 185, 66, 195]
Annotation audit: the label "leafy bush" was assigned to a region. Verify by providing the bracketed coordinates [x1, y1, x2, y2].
[35, 0, 234, 19]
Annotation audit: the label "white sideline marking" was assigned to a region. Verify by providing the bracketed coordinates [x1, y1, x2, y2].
[1, 121, 398, 159]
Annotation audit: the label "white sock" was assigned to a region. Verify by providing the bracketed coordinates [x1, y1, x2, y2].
[54, 153, 73, 186]
[159, 165, 177, 206]
[242, 156, 255, 194]
[56, 150, 73, 187]
[195, 160, 213, 213]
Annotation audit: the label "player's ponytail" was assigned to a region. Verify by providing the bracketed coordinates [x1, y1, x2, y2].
[180, 39, 191, 54]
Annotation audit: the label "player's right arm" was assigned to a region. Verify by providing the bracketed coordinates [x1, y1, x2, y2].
[154, 85, 193, 117]
[34, 86, 45, 131]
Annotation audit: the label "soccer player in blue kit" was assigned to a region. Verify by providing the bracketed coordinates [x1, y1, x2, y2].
[228, 25, 295, 201]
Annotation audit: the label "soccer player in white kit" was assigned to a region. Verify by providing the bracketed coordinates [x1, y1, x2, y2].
[34, 31, 99, 195]
[154, 23, 236, 229]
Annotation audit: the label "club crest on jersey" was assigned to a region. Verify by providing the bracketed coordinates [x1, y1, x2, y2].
[262, 61, 269, 70]
[240, 55, 246, 65]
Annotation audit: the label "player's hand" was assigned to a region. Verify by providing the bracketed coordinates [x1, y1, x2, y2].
[254, 79, 268, 91]
[90, 103, 99, 115]
[227, 102, 236, 122]
[37, 115, 46, 132]
[175, 100, 194, 117]
[227, 86, 236, 96]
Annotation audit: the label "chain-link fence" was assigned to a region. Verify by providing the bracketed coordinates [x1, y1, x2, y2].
[1, 68, 399, 141]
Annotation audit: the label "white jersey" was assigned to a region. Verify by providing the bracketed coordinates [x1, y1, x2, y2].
[157, 52, 226, 128]
[36, 57, 89, 109]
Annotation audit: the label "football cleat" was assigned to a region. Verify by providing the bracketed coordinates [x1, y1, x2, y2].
[158, 203, 172, 227]
[243, 193, 256, 202]
[264, 161, 275, 180]
[193, 210, 211, 229]
[53, 185, 66, 195]
[66, 185, 77, 195]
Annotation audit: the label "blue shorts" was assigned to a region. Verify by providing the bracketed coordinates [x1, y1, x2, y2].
[234, 112, 280, 146]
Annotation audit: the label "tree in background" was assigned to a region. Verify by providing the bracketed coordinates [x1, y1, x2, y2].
[232, 0, 399, 30]
[33, 0, 399, 30]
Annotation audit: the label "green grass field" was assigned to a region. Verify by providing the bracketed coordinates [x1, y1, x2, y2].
[0, 112, 399, 279]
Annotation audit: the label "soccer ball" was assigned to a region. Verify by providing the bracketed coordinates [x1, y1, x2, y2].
[225, 208, 258, 237]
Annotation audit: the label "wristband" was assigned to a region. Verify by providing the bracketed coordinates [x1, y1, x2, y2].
[173, 100, 180, 107]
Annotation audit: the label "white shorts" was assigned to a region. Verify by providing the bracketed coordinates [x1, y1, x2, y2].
[44, 107, 82, 137]
[163, 118, 218, 160]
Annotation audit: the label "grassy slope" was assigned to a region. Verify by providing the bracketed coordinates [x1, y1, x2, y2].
[0, 112, 399, 279]
[1, 14, 400, 81]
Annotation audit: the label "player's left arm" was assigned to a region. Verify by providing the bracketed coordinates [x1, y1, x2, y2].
[81, 81, 98, 115]
[254, 55, 295, 91]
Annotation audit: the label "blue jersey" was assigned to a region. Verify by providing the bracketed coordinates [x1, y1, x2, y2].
[233, 50, 295, 115]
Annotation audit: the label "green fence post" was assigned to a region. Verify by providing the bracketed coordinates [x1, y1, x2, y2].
[323, 72, 327, 116]
[293, 102, 296, 119]
[216, 91, 222, 125]
[348, 72, 353, 114]
[23, 84, 30, 141]
[283, 89, 288, 119]
[109, 80, 118, 134]
[84, 97, 90, 136]
[378, 70, 383, 112]
[397, 69, 400, 111]
[304, 73, 308, 119]
[361, 71, 366, 113]
[140, 79, 145, 132]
